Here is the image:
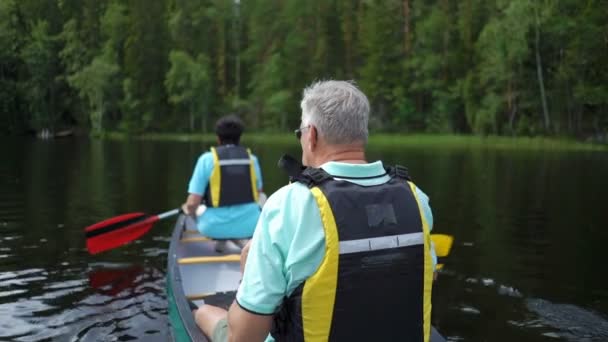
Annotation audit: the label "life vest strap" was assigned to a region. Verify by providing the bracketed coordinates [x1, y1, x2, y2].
[292, 168, 333, 188]
[386, 164, 411, 181]
[291, 163, 412, 188]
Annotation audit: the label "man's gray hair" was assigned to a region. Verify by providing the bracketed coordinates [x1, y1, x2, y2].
[300, 80, 369, 145]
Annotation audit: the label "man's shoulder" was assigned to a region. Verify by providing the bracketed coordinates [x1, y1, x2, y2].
[400, 177, 429, 201]
[264, 182, 313, 210]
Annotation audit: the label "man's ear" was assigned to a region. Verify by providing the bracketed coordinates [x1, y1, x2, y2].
[308, 125, 317, 151]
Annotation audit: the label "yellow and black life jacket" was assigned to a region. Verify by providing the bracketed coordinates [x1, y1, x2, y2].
[203, 145, 259, 207]
[271, 165, 434, 342]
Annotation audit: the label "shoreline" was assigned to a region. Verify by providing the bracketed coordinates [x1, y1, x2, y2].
[97, 132, 607, 151]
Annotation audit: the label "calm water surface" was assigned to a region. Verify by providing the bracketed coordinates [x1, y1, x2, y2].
[1, 137, 607, 341]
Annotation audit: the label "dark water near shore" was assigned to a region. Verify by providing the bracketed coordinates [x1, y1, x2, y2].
[1, 137, 607, 341]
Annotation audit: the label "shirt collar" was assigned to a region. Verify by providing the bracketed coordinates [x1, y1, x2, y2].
[320, 160, 386, 178]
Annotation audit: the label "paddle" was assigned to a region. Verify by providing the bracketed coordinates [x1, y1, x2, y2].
[431, 234, 454, 270]
[277, 154, 306, 180]
[431, 234, 453, 258]
[85, 208, 181, 255]
[88, 264, 144, 296]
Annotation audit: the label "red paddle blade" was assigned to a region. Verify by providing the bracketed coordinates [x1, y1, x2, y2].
[85, 212, 158, 255]
[88, 265, 145, 296]
[85, 212, 147, 233]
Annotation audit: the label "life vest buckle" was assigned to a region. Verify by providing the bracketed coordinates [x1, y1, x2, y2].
[388, 165, 411, 181]
[306, 168, 333, 185]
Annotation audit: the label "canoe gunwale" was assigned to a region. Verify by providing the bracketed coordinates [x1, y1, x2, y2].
[167, 215, 446, 342]
[167, 214, 209, 342]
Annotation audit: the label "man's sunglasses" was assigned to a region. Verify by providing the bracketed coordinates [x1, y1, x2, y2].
[294, 126, 310, 140]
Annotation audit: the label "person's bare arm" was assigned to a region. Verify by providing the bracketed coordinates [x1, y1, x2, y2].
[227, 301, 273, 342]
[240, 240, 251, 273]
[182, 193, 202, 216]
[225, 245, 273, 341]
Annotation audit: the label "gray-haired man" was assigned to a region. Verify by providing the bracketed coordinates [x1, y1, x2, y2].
[194, 80, 438, 342]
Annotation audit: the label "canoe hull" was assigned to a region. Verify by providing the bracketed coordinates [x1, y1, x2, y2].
[167, 215, 446, 341]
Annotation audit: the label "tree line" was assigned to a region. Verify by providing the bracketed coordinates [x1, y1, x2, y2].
[1, 0, 606, 139]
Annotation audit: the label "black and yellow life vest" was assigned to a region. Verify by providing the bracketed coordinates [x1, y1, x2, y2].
[203, 145, 259, 207]
[271, 166, 434, 342]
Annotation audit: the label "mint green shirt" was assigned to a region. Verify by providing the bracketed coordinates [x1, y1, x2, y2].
[236, 161, 435, 322]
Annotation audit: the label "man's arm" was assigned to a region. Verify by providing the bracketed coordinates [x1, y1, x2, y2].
[226, 301, 273, 342]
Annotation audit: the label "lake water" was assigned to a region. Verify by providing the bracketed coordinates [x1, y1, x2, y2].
[1, 137, 607, 341]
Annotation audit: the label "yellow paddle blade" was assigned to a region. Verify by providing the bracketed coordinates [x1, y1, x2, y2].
[431, 234, 454, 258]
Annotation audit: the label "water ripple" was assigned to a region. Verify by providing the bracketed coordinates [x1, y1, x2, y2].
[0, 263, 168, 341]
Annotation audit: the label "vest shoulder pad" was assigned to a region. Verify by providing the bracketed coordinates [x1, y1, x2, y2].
[386, 164, 412, 181]
[292, 167, 333, 188]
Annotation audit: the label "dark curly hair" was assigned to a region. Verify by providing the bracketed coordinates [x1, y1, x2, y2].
[215, 114, 244, 145]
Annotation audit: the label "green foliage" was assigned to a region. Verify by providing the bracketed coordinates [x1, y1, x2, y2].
[68, 56, 118, 132]
[58, 19, 94, 126]
[121, 0, 170, 132]
[165, 50, 212, 132]
[58, 19, 87, 75]
[0, 0, 23, 133]
[247, 51, 290, 130]
[1, 0, 606, 139]
[119, 78, 139, 132]
[20, 20, 58, 130]
[100, 2, 128, 59]
[358, 0, 405, 127]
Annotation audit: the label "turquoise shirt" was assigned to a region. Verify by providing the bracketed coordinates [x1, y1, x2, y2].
[236, 161, 436, 324]
[187, 148, 263, 239]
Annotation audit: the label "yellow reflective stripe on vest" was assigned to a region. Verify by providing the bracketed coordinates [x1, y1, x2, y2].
[302, 187, 339, 342]
[209, 147, 221, 207]
[408, 181, 433, 342]
[247, 148, 259, 203]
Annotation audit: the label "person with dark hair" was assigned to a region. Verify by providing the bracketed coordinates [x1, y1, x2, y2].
[214, 114, 244, 145]
[181, 115, 265, 249]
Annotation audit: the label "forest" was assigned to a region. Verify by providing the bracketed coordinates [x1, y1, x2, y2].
[1, 0, 606, 140]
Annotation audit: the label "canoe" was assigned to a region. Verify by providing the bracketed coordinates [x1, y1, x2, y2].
[35, 128, 74, 139]
[167, 214, 447, 341]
